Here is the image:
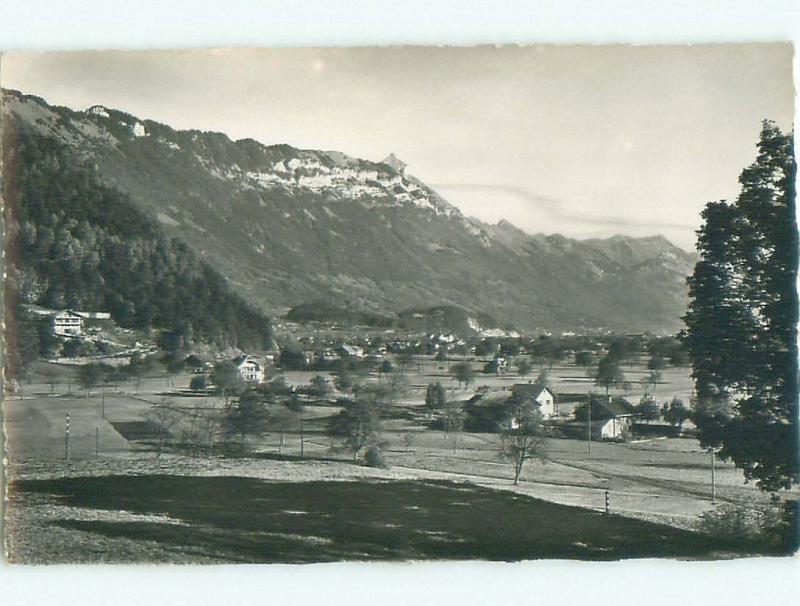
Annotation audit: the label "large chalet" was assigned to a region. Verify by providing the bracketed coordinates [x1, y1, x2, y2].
[234, 355, 265, 383]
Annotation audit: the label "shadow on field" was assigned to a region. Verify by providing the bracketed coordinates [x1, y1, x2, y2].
[12, 475, 776, 563]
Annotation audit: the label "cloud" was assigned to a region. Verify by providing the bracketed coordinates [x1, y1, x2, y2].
[431, 182, 700, 250]
[432, 182, 698, 231]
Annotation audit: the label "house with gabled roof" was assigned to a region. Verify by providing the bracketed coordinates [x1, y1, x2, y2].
[574, 395, 638, 440]
[233, 354, 264, 383]
[337, 344, 365, 359]
[510, 383, 557, 418]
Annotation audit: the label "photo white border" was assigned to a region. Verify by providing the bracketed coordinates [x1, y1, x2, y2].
[1, 2, 798, 605]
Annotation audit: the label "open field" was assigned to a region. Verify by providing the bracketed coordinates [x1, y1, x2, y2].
[4, 356, 795, 562]
[7, 474, 766, 564]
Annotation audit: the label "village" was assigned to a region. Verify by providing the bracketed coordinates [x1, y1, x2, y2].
[7, 300, 791, 564]
[14, 303, 696, 446]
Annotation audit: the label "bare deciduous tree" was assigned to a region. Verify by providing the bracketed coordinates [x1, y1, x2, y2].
[500, 403, 547, 485]
[180, 403, 219, 457]
[146, 399, 182, 458]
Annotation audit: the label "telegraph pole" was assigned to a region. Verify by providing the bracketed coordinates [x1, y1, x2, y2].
[711, 448, 717, 503]
[300, 412, 305, 458]
[587, 394, 592, 456]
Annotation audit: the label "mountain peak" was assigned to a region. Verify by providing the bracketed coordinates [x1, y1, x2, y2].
[382, 153, 407, 174]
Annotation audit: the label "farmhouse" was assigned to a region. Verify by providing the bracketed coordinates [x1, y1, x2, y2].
[50, 309, 112, 337]
[234, 355, 264, 383]
[575, 396, 638, 440]
[510, 383, 557, 418]
[463, 385, 555, 431]
[337, 344, 365, 359]
[52, 310, 84, 336]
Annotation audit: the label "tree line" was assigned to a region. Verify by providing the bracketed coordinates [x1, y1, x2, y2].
[3, 129, 273, 377]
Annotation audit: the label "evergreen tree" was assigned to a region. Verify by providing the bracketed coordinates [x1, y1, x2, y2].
[682, 121, 798, 491]
[4, 129, 273, 355]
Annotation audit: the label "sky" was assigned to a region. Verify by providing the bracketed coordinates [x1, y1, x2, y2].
[1, 44, 794, 250]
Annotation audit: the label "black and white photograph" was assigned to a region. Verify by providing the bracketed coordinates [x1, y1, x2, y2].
[0, 40, 797, 569]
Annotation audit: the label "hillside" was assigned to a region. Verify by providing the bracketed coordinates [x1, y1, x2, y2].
[1, 90, 697, 334]
[2, 124, 273, 374]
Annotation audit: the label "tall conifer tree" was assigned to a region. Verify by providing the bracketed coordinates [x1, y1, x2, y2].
[682, 121, 798, 491]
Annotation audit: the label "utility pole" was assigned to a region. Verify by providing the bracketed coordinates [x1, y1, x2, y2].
[587, 393, 592, 456]
[300, 412, 305, 458]
[711, 448, 717, 503]
[96, 427, 100, 456]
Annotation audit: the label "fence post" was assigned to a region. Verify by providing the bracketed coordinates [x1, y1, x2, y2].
[65, 412, 71, 460]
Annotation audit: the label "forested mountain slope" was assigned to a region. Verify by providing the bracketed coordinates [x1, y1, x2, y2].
[2, 126, 273, 356]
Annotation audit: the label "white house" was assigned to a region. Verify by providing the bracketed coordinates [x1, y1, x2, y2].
[576, 396, 638, 440]
[52, 311, 84, 336]
[337, 344, 365, 359]
[511, 383, 557, 419]
[51, 309, 112, 337]
[234, 355, 264, 383]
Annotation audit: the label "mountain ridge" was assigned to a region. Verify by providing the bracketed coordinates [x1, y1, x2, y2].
[2, 89, 697, 334]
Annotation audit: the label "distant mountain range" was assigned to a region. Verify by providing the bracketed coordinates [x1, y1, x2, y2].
[2, 89, 698, 334]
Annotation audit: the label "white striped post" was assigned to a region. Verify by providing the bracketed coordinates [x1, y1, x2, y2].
[65, 412, 71, 460]
[604, 489, 610, 514]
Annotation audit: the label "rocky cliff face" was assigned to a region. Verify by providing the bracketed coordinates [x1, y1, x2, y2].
[2, 89, 697, 334]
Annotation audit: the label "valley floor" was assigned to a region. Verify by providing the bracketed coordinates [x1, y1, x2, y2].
[3, 367, 794, 563]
